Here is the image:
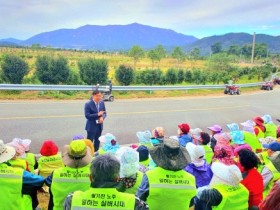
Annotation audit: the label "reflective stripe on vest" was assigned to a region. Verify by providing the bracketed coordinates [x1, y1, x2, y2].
[71, 188, 135, 210]
[0, 163, 24, 210]
[264, 123, 277, 138]
[38, 154, 64, 178]
[263, 161, 280, 197]
[125, 171, 143, 194]
[212, 184, 249, 210]
[203, 145, 214, 164]
[243, 131, 262, 152]
[52, 164, 91, 210]
[146, 167, 196, 210]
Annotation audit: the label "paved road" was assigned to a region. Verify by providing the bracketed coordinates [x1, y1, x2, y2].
[0, 88, 279, 152]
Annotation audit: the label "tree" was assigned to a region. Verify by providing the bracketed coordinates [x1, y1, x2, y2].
[192, 70, 202, 84]
[241, 43, 268, 58]
[189, 48, 200, 60]
[165, 68, 178, 84]
[36, 55, 70, 84]
[209, 71, 219, 84]
[115, 65, 134, 86]
[171, 47, 186, 67]
[177, 69, 185, 83]
[227, 45, 241, 56]
[260, 63, 276, 80]
[140, 69, 162, 85]
[67, 70, 83, 85]
[211, 42, 222, 54]
[128, 45, 144, 70]
[207, 53, 233, 72]
[200, 71, 208, 85]
[185, 70, 192, 83]
[147, 50, 157, 69]
[255, 43, 268, 58]
[1, 54, 28, 84]
[154, 45, 166, 68]
[78, 58, 108, 85]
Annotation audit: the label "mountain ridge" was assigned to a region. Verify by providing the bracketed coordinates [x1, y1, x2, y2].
[1, 23, 280, 53]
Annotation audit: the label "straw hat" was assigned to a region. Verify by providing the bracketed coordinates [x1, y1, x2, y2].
[62, 140, 92, 168]
[0, 140, 16, 164]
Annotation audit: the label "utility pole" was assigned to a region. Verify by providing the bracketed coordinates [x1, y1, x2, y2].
[251, 32, 256, 64]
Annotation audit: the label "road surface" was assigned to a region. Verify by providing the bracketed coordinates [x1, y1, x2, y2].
[0, 88, 279, 152]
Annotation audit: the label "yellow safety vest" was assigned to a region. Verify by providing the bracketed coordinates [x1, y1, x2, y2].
[257, 152, 270, 173]
[146, 167, 196, 210]
[212, 184, 249, 210]
[23, 153, 36, 173]
[243, 131, 262, 152]
[38, 154, 64, 178]
[8, 158, 27, 170]
[254, 126, 265, 139]
[125, 171, 143, 195]
[263, 161, 280, 198]
[140, 158, 150, 167]
[0, 163, 25, 210]
[203, 145, 214, 164]
[51, 164, 91, 210]
[264, 123, 277, 138]
[71, 188, 135, 210]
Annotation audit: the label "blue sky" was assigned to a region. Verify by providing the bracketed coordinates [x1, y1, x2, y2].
[1, 0, 280, 40]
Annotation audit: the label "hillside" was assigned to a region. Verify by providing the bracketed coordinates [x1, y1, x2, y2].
[1, 24, 280, 54]
[21, 23, 197, 51]
[185, 33, 280, 55]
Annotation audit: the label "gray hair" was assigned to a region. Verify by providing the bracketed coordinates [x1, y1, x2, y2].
[90, 154, 120, 181]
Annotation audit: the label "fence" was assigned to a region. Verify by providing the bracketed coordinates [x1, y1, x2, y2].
[0, 82, 264, 91]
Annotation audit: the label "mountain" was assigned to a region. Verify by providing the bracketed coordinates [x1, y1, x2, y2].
[1, 25, 280, 54]
[185, 33, 280, 55]
[22, 23, 198, 50]
[0, 38, 22, 47]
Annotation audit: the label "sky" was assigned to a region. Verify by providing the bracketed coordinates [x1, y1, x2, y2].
[1, 0, 280, 40]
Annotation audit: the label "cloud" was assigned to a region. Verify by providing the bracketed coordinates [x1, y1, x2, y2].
[0, 0, 279, 39]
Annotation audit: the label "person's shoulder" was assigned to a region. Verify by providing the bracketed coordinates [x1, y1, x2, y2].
[85, 100, 93, 105]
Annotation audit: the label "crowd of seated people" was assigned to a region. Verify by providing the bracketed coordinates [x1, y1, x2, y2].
[0, 114, 280, 210]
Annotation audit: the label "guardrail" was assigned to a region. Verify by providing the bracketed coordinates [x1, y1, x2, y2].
[0, 82, 264, 91]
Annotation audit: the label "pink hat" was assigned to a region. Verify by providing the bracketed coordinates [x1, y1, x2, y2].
[207, 125, 222, 133]
[234, 144, 252, 156]
[6, 138, 26, 158]
[215, 133, 231, 146]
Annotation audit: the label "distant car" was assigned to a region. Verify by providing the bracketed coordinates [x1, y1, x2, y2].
[224, 84, 241, 95]
[260, 81, 273, 91]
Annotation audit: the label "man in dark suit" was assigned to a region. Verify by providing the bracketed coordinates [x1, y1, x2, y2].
[84, 90, 106, 151]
